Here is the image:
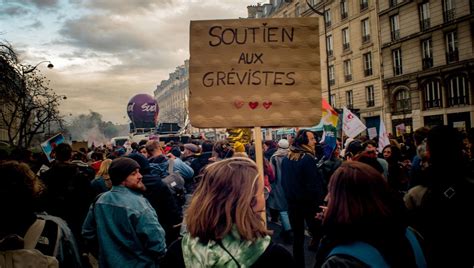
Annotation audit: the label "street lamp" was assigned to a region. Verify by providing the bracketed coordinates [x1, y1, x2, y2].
[24, 60, 54, 74]
[306, 0, 332, 106]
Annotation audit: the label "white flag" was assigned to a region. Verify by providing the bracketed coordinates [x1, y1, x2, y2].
[378, 118, 390, 153]
[342, 107, 366, 139]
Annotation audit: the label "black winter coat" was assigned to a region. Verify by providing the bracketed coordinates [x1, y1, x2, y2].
[281, 154, 325, 206]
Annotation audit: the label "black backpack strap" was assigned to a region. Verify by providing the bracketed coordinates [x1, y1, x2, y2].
[216, 240, 241, 268]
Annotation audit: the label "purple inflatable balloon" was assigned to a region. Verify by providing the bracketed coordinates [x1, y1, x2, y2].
[127, 94, 159, 129]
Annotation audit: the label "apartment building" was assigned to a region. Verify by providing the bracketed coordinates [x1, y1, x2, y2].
[379, 0, 474, 133]
[248, 0, 385, 133]
[154, 60, 189, 126]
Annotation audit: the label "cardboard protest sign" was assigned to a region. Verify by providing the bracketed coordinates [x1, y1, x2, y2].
[189, 17, 321, 128]
[40, 133, 65, 162]
[71, 141, 88, 152]
[367, 127, 377, 140]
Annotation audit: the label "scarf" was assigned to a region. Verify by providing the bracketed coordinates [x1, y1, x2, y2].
[181, 226, 271, 268]
[288, 144, 315, 161]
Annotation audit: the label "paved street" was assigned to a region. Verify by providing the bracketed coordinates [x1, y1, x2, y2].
[268, 221, 317, 267]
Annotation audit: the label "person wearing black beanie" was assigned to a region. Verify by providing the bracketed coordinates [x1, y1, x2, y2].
[108, 157, 143, 191]
[82, 157, 166, 267]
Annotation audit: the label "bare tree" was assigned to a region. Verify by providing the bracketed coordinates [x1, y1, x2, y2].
[0, 41, 65, 148]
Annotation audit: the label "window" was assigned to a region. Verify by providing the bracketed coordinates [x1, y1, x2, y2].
[342, 28, 350, 50]
[447, 76, 469, 106]
[344, 60, 352, 82]
[360, 0, 369, 11]
[361, 19, 370, 43]
[324, 9, 332, 27]
[341, 0, 348, 19]
[326, 35, 333, 57]
[424, 80, 442, 109]
[366, 85, 375, 107]
[295, 3, 300, 17]
[330, 94, 336, 107]
[329, 65, 335, 85]
[390, 0, 398, 7]
[395, 89, 411, 112]
[390, 15, 400, 41]
[392, 48, 402, 75]
[446, 31, 458, 63]
[346, 90, 353, 108]
[419, 2, 430, 31]
[421, 39, 433, 69]
[443, 0, 455, 22]
[363, 52, 373, 76]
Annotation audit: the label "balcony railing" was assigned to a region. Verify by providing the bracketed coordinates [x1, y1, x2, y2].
[362, 34, 371, 43]
[329, 79, 335, 85]
[364, 68, 373, 76]
[391, 30, 400, 41]
[367, 100, 375, 107]
[420, 18, 430, 31]
[446, 49, 459, 63]
[346, 104, 354, 109]
[341, 12, 348, 19]
[448, 95, 469, 106]
[327, 49, 333, 57]
[444, 9, 455, 22]
[345, 74, 352, 82]
[424, 99, 442, 109]
[422, 57, 433, 69]
[343, 43, 350, 51]
[325, 20, 332, 27]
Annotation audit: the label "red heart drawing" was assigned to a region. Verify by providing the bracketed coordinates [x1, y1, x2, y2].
[263, 101, 272, 109]
[234, 100, 244, 109]
[248, 102, 259, 109]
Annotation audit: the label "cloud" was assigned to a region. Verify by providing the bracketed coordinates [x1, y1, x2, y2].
[30, 0, 59, 7]
[3, 0, 59, 8]
[25, 19, 43, 29]
[82, 0, 175, 14]
[0, 5, 30, 17]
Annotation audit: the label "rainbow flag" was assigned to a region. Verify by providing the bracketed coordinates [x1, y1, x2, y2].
[321, 98, 339, 127]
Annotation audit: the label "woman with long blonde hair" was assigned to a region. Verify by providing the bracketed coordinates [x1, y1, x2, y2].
[162, 157, 293, 267]
[90, 158, 112, 195]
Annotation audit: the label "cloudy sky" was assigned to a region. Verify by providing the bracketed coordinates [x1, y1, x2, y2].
[0, 0, 256, 124]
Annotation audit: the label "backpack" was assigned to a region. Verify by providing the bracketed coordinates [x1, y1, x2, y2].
[162, 159, 186, 206]
[327, 228, 426, 268]
[0, 219, 59, 268]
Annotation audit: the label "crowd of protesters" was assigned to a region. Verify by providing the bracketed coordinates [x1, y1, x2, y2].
[1, 124, 474, 267]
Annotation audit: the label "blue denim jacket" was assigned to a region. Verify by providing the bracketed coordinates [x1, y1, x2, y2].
[82, 186, 166, 268]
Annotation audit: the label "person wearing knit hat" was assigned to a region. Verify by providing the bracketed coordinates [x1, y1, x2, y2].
[233, 141, 246, 153]
[278, 139, 289, 149]
[109, 157, 145, 191]
[82, 157, 166, 267]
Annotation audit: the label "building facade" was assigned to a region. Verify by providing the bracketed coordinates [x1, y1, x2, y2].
[379, 0, 474, 134]
[248, 0, 385, 134]
[154, 60, 189, 127]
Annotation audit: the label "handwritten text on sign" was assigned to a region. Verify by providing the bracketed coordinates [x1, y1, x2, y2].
[189, 18, 321, 128]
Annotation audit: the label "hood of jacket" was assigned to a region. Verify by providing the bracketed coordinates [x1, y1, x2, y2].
[182, 226, 270, 268]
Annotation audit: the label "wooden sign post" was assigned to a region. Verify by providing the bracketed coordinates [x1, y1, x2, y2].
[189, 17, 321, 222]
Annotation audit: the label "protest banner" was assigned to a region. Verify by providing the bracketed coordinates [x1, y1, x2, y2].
[368, 127, 377, 140]
[342, 107, 366, 139]
[189, 17, 321, 128]
[40, 133, 65, 162]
